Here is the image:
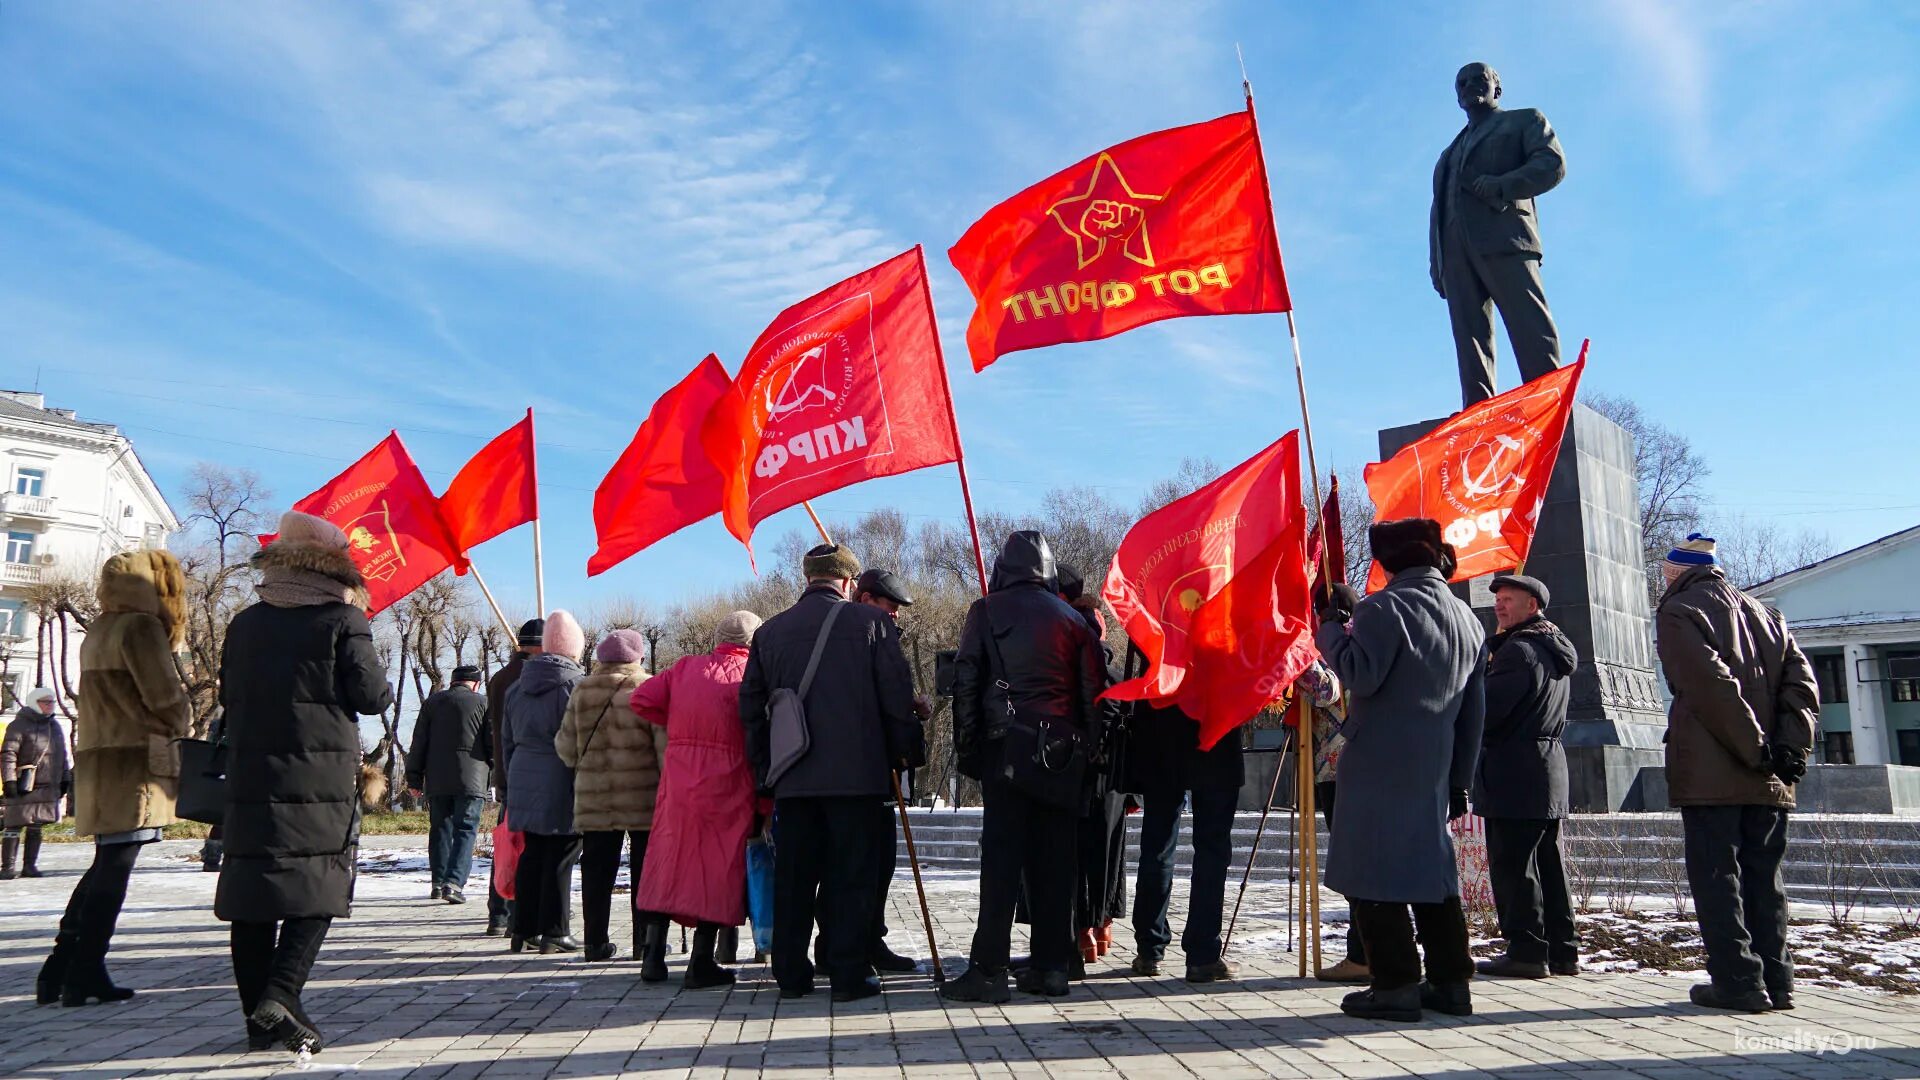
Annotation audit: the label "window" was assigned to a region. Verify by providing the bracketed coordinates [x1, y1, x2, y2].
[13, 468, 45, 496]
[1821, 731, 1855, 765]
[4, 531, 33, 564]
[1813, 653, 1849, 704]
[1890, 652, 1920, 703]
[1900, 730, 1920, 768]
[0, 599, 23, 638]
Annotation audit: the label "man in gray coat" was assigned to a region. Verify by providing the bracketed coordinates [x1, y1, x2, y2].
[1315, 519, 1486, 1022]
[1431, 61, 1568, 407]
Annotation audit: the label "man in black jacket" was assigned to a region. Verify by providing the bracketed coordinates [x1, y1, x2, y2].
[942, 532, 1104, 1004]
[1128, 701, 1244, 984]
[483, 619, 542, 936]
[1472, 574, 1580, 979]
[408, 665, 491, 905]
[740, 544, 922, 1002]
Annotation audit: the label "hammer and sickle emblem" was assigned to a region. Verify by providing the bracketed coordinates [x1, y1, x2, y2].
[1460, 433, 1525, 501]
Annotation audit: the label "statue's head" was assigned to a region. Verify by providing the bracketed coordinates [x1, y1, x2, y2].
[1455, 62, 1501, 111]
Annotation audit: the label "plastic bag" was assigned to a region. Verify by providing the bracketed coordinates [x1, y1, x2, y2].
[746, 837, 776, 954]
[491, 819, 524, 901]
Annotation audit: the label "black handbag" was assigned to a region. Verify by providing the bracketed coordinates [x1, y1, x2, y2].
[174, 737, 229, 826]
[980, 597, 1088, 810]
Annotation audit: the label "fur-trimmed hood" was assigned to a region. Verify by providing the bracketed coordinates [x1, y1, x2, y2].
[97, 549, 188, 649]
[252, 541, 371, 610]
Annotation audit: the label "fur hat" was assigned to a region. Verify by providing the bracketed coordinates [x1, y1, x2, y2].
[1667, 532, 1717, 568]
[802, 543, 861, 582]
[716, 610, 762, 647]
[542, 610, 586, 659]
[518, 618, 546, 647]
[1370, 518, 1448, 576]
[596, 628, 647, 665]
[275, 510, 349, 550]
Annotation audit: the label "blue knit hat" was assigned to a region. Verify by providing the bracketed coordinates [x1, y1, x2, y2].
[1666, 533, 1717, 568]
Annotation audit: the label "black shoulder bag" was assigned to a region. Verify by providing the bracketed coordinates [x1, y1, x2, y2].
[980, 597, 1088, 809]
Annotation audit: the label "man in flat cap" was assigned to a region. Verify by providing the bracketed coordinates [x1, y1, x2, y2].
[741, 544, 924, 1002]
[1473, 573, 1580, 979]
[410, 664, 492, 905]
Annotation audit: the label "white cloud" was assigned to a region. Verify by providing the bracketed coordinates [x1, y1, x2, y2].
[1601, 0, 1719, 190]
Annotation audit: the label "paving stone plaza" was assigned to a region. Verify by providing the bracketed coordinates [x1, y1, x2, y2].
[3, 838, 1918, 1079]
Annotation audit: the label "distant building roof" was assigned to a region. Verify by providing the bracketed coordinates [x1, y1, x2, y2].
[0, 391, 118, 434]
[1752, 523, 1920, 597]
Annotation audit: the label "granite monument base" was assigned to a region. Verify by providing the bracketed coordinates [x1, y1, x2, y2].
[1796, 764, 1920, 816]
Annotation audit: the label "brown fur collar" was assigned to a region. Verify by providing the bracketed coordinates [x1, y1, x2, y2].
[97, 550, 188, 648]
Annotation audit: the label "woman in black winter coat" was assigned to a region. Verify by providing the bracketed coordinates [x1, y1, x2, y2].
[217, 512, 392, 1055]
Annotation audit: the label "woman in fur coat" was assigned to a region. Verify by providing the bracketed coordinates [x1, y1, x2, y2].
[37, 549, 192, 1007]
[216, 511, 392, 1054]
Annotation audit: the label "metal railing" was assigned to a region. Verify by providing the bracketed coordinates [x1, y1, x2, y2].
[1, 562, 44, 586]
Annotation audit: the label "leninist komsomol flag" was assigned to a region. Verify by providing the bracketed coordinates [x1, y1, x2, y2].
[437, 409, 538, 573]
[283, 433, 463, 615]
[1102, 431, 1315, 748]
[949, 109, 1291, 372]
[701, 247, 960, 557]
[588, 355, 733, 576]
[1364, 346, 1587, 590]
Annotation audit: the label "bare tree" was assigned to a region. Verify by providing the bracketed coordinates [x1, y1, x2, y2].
[175, 464, 276, 733]
[1586, 395, 1709, 599]
[1712, 514, 1836, 589]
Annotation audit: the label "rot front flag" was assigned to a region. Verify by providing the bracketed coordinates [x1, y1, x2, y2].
[1364, 348, 1587, 590]
[1102, 431, 1310, 737]
[702, 247, 960, 554]
[286, 433, 463, 615]
[437, 409, 538, 572]
[949, 109, 1291, 372]
[588, 355, 733, 577]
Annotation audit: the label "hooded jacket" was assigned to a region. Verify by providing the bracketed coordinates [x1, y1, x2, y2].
[216, 541, 392, 920]
[555, 660, 661, 832]
[952, 531, 1104, 777]
[1657, 564, 1818, 809]
[74, 550, 193, 837]
[503, 653, 585, 834]
[3, 706, 70, 828]
[1471, 614, 1578, 819]
[486, 650, 529, 802]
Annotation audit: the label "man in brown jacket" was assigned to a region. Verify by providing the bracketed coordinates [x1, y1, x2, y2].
[1656, 534, 1818, 1014]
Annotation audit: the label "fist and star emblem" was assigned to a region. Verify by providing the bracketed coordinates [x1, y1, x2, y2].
[1048, 153, 1165, 270]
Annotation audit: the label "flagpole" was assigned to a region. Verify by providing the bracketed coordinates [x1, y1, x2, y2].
[466, 564, 518, 640]
[527, 408, 547, 616]
[802, 500, 833, 545]
[911, 245, 991, 598]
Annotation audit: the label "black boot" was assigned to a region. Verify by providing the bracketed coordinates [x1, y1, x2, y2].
[640, 919, 669, 984]
[1419, 979, 1473, 1016]
[1340, 984, 1422, 1022]
[0, 833, 17, 880]
[36, 934, 75, 1005]
[61, 960, 136, 1006]
[682, 925, 736, 991]
[22, 829, 44, 878]
[252, 990, 323, 1055]
[716, 926, 740, 965]
[940, 963, 1011, 1004]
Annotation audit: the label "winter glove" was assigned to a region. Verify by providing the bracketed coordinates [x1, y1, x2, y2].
[2, 779, 17, 799]
[1316, 583, 1361, 626]
[1448, 788, 1470, 821]
[1765, 743, 1809, 785]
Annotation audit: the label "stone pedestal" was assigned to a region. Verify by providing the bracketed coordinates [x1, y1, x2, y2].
[1379, 403, 1667, 812]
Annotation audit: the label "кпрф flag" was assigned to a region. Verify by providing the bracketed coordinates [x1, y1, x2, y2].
[949, 109, 1291, 372]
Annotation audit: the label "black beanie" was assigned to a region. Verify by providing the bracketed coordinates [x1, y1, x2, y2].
[1371, 518, 1447, 575]
[518, 618, 546, 647]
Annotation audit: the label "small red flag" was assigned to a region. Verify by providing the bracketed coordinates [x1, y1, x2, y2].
[949, 109, 1291, 372]
[1364, 347, 1588, 590]
[437, 409, 538, 572]
[588, 355, 734, 577]
[284, 433, 463, 615]
[1307, 474, 1346, 589]
[701, 247, 960, 557]
[1102, 431, 1312, 747]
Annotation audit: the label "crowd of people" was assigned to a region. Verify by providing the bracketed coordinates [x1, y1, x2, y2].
[3, 507, 1821, 1055]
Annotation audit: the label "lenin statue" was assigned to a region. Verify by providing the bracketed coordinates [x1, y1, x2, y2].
[1431, 63, 1568, 407]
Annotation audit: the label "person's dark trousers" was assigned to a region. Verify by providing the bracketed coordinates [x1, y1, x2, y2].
[580, 829, 649, 950]
[230, 917, 332, 1017]
[487, 810, 514, 932]
[427, 794, 486, 891]
[970, 770, 1077, 974]
[1074, 792, 1125, 934]
[1132, 786, 1236, 965]
[1442, 218, 1561, 406]
[872, 798, 897, 956]
[1681, 805, 1791, 998]
[1351, 896, 1473, 991]
[514, 831, 583, 941]
[1484, 816, 1577, 967]
[56, 839, 144, 979]
[774, 796, 885, 994]
[1316, 781, 1365, 965]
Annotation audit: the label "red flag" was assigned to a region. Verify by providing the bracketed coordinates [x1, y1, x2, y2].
[1102, 431, 1309, 735]
[1364, 348, 1587, 590]
[701, 247, 960, 556]
[949, 109, 1290, 372]
[588, 355, 733, 577]
[437, 409, 537, 572]
[284, 433, 462, 615]
[1307, 474, 1346, 589]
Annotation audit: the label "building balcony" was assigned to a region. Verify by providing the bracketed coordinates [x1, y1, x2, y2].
[1, 562, 44, 587]
[0, 492, 57, 521]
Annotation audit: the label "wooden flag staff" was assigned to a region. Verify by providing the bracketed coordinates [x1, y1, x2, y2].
[465, 564, 519, 641]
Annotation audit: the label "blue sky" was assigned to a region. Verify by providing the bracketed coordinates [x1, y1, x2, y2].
[4, 1, 1917, 615]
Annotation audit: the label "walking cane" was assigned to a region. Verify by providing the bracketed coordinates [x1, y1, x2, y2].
[1223, 720, 1294, 957]
[892, 773, 945, 984]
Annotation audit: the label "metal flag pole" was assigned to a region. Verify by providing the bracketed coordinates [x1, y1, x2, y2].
[465, 564, 518, 639]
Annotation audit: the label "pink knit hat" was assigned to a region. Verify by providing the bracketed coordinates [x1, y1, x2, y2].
[276, 510, 348, 550]
[595, 628, 647, 665]
[543, 610, 586, 659]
